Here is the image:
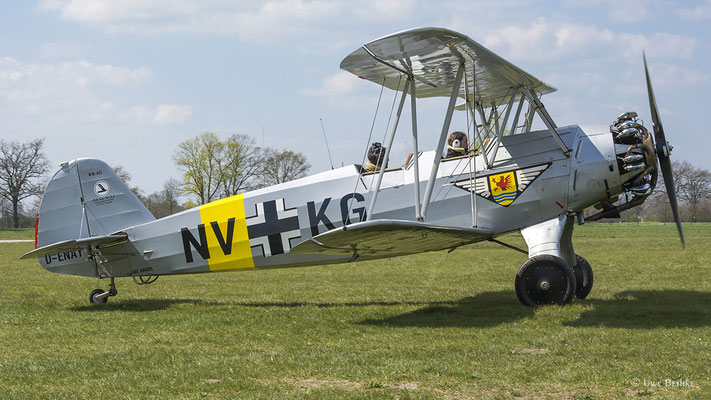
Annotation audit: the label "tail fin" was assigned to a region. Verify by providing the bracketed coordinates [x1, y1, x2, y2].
[37, 158, 155, 248]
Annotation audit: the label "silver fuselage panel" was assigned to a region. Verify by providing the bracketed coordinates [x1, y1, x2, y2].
[39, 125, 621, 277]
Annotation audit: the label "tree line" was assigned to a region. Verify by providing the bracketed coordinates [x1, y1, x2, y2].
[621, 160, 711, 223]
[1, 135, 709, 228]
[0, 133, 310, 228]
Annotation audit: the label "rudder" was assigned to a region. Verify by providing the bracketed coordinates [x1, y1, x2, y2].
[37, 158, 155, 248]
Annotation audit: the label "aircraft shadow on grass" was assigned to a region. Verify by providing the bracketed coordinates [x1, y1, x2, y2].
[68, 291, 525, 323]
[359, 290, 711, 329]
[359, 290, 533, 328]
[70, 299, 205, 312]
[565, 289, 711, 329]
[68, 290, 711, 330]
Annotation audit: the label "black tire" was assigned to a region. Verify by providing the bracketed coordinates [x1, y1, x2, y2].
[515, 255, 576, 307]
[89, 289, 108, 304]
[572, 254, 594, 299]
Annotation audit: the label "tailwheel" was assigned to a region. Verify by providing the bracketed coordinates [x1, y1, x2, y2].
[515, 255, 576, 307]
[572, 254, 594, 299]
[89, 289, 108, 304]
[88, 277, 117, 304]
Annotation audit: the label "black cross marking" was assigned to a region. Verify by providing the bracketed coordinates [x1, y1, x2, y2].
[246, 199, 300, 256]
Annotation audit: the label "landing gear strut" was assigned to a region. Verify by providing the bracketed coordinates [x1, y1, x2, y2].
[89, 277, 118, 304]
[516, 214, 595, 307]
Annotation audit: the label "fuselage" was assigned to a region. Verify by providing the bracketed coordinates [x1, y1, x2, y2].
[40, 125, 624, 278]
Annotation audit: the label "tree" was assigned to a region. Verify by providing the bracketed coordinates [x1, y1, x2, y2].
[173, 132, 225, 205]
[0, 138, 50, 228]
[112, 165, 145, 199]
[259, 149, 311, 187]
[145, 178, 185, 218]
[674, 161, 711, 222]
[174, 132, 265, 204]
[220, 134, 266, 197]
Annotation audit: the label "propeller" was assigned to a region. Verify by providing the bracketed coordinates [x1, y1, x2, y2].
[643, 53, 685, 248]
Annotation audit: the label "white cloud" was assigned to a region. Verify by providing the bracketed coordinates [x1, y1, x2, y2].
[543, 71, 608, 95]
[562, 0, 666, 22]
[482, 17, 696, 63]
[153, 104, 194, 124]
[0, 57, 189, 125]
[299, 71, 360, 97]
[353, 0, 415, 21]
[234, 0, 340, 42]
[38, 0, 341, 40]
[647, 63, 710, 87]
[0, 57, 152, 103]
[618, 33, 696, 60]
[298, 71, 381, 109]
[678, 1, 711, 20]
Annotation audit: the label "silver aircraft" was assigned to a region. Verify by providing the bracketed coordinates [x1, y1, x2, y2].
[22, 28, 684, 307]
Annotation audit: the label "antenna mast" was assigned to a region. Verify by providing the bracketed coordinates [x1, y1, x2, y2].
[320, 118, 335, 170]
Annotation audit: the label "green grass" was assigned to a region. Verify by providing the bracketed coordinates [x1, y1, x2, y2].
[0, 229, 34, 240]
[1, 223, 710, 399]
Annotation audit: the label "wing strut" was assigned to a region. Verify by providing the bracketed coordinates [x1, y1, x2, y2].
[510, 95, 526, 135]
[410, 77, 422, 220]
[488, 92, 517, 163]
[420, 62, 464, 220]
[521, 87, 570, 156]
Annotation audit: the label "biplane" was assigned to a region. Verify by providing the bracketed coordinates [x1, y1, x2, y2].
[22, 28, 683, 307]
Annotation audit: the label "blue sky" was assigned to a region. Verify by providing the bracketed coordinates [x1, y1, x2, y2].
[1, 0, 709, 194]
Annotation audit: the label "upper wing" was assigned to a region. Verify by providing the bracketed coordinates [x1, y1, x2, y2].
[290, 219, 491, 260]
[340, 27, 556, 106]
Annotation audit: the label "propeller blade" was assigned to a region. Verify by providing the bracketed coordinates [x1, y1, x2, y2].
[659, 157, 685, 248]
[644, 54, 665, 147]
[644, 53, 685, 248]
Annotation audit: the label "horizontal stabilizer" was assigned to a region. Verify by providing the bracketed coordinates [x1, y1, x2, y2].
[290, 219, 491, 259]
[20, 233, 128, 260]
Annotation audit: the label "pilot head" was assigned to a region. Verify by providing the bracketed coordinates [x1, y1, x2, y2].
[448, 131, 468, 150]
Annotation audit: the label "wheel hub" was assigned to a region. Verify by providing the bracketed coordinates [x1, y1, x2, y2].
[520, 263, 571, 305]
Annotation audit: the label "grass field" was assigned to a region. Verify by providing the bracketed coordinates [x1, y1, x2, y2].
[0, 229, 34, 240]
[1, 223, 710, 399]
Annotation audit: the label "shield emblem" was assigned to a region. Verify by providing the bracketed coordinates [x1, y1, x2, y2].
[488, 171, 518, 206]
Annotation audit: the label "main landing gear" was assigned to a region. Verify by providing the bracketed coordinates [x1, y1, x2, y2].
[516, 214, 594, 307]
[514, 253, 594, 306]
[89, 277, 118, 304]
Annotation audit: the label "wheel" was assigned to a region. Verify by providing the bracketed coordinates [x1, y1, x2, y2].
[571, 254, 594, 299]
[515, 255, 576, 307]
[89, 289, 108, 304]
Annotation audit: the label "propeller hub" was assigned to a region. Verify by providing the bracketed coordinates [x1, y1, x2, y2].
[656, 141, 671, 159]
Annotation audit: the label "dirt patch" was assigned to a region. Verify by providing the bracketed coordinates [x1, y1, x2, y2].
[512, 348, 549, 355]
[284, 378, 423, 392]
[286, 378, 362, 390]
[392, 382, 419, 390]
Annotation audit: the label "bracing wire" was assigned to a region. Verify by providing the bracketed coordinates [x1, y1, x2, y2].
[427, 70, 472, 219]
[346, 77, 387, 222]
[367, 75, 403, 192]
